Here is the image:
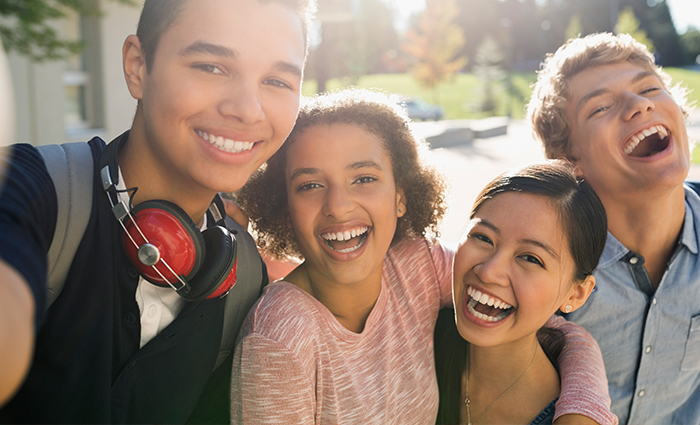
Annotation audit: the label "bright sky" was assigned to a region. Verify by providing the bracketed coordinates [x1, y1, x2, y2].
[383, 0, 700, 34]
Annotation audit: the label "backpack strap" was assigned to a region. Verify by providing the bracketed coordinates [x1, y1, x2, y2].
[214, 213, 266, 370]
[37, 142, 94, 307]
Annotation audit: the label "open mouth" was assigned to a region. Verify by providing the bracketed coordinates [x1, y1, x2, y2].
[321, 226, 369, 254]
[196, 129, 256, 154]
[466, 286, 514, 323]
[623, 124, 670, 158]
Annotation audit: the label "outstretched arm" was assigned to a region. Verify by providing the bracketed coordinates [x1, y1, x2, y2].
[545, 315, 618, 425]
[0, 259, 35, 407]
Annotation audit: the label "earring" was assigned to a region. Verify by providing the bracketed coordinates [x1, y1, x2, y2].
[398, 208, 402, 213]
[564, 305, 573, 313]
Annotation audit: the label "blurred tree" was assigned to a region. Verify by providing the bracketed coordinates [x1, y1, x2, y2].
[565, 15, 583, 41]
[0, 0, 135, 61]
[680, 27, 700, 65]
[403, 0, 467, 104]
[619, 0, 684, 65]
[615, 6, 654, 52]
[473, 35, 505, 115]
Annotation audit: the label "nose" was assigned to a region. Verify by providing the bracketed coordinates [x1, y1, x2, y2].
[623, 92, 655, 121]
[472, 252, 510, 287]
[322, 184, 355, 218]
[218, 79, 266, 124]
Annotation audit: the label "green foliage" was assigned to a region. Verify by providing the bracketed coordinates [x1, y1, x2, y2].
[0, 0, 135, 61]
[615, 6, 655, 52]
[402, 0, 467, 101]
[680, 27, 700, 65]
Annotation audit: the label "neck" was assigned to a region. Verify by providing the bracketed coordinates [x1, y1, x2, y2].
[120, 122, 216, 226]
[464, 336, 559, 424]
[286, 263, 383, 333]
[601, 184, 685, 287]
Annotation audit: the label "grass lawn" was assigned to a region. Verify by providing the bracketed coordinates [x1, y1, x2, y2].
[304, 67, 700, 161]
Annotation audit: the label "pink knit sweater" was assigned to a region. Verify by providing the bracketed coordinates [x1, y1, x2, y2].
[231, 239, 616, 424]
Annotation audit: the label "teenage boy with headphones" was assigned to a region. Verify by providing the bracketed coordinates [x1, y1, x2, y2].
[0, 0, 315, 422]
[528, 33, 698, 424]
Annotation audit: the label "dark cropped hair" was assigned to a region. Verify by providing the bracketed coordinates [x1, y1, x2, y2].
[435, 160, 607, 424]
[237, 88, 448, 259]
[471, 159, 606, 282]
[136, 0, 317, 72]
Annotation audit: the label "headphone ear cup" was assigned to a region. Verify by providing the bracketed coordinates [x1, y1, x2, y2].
[179, 226, 237, 301]
[122, 200, 205, 286]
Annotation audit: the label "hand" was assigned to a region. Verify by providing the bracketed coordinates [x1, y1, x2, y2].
[222, 197, 249, 230]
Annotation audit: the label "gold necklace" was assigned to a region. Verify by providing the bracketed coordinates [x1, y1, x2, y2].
[464, 343, 538, 425]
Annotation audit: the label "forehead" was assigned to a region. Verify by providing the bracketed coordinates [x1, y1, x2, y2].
[286, 124, 390, 168]
[159, 0, 305, 62]
[567, 62, 652, 103]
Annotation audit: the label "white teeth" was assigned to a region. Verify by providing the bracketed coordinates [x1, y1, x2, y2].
[195, 129, 255, 154]
[623, 125, 668, 155]
[467, 286, 512, 310]
[321, 227, 369, 242]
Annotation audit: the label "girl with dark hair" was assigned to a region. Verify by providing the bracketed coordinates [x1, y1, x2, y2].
[232, 89, 614, 424]
[435, 161, 614, 425]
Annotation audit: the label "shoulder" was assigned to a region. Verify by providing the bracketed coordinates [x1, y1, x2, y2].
[385, 238, 453, 278]
[240, 282, 326, 349]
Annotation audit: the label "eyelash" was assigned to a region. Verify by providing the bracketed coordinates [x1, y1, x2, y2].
[296, 182, 322, 192]
[520, 254, 544, 267]
[264, 78, 293, 90]
[354, 175, 376, 184]
[194, 64, 225, 75]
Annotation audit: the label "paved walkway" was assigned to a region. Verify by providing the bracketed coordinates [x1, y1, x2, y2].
[421, 117, 700, 249]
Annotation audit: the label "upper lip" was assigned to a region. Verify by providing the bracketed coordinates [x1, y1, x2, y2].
[622, 123, 670, 155]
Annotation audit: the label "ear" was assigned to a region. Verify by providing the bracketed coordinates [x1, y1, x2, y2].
[123, 34, 147, 100]
[396, 187, 407, 218]
[559, 275, 595, 314]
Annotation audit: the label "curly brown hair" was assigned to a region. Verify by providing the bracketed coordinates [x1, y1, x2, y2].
[527, 32, 691, 160]
[237, 88, 448, 259]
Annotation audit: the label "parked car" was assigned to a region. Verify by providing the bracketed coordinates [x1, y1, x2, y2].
[398, 96, 444, 121]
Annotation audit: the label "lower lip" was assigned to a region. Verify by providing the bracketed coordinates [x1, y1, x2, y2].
[197, 132, 261, 165]
[460, 289, 511, 328]
[319, 232, 370, 262]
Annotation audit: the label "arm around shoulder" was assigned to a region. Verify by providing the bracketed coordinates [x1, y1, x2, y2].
[0, 258, 35, 407]
[546, 315, 618, 425]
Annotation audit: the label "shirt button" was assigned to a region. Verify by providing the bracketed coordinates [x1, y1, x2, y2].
[652, 298, 658, 305]
[638, 390, 646, 397]
[629, 256, 639, 265]
[645, 346, 652, 354]
[148, 304, 157, 317]
[128, 267, 139, 278]
[124, 312, 136, 324]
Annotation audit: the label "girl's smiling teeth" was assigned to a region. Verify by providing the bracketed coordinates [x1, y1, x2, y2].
[466, 286, 514, 323]
[321, 226, 369, 254]
[196, 129, 256, 154]
[622, 124, 670, 157]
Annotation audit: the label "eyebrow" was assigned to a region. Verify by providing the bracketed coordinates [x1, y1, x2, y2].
[473, 219, 560, 260]
[179, 41, 303, 77]
[576, 70, 654, 111]
[289, 161, 382, 182]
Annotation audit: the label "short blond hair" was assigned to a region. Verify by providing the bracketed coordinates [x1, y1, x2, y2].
[527, 32, 691, 160]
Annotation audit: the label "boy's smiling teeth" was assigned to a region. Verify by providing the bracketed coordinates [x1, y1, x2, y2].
[321, 226, 369, 253]
[623, 124, 669, 155]
[196, 129, 255, 154]
[467, 286, 513, 323]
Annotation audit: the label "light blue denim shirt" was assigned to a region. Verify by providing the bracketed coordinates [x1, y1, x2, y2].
[567, 187, 700, 425]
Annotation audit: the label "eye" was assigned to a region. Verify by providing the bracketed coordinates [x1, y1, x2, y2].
[588, 105, 609, 117]
[193, 63, 225, 75]
[354, 175, 377, 184]
[641, 86, 660, 95]
[296, 182, 323, 192]
[264, 78, 293, 90]
[470, 233, 493, 246]
[520, 254, 544, 268]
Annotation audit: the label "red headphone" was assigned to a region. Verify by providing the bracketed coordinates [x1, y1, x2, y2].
[99, 133, 237, 301]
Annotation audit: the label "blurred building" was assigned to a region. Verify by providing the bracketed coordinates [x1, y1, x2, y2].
[7, 1, 141, 146]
